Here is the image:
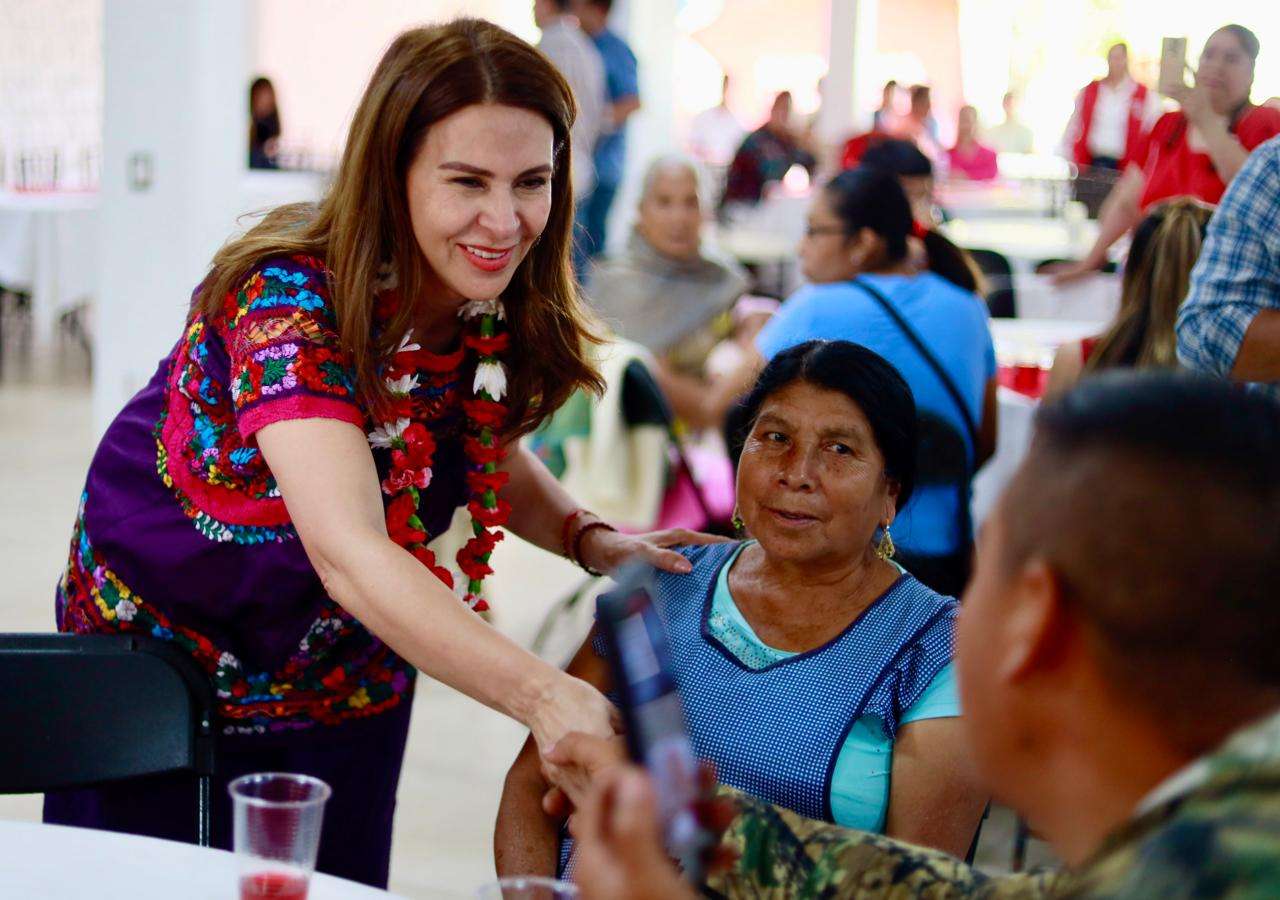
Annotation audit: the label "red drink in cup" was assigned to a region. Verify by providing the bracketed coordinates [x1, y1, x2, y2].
[230, 774, 331, 900]
[241, 871, 310, 900]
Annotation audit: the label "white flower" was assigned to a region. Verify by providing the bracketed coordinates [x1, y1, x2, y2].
[218, 651, 239, 670]
[368, 417, 411, 448]
[395, 331, 420, 355]
[385, 373, 419, 395]
[457, 299, 506, 321]
[115, 599, 137, 622]
[473, 360, 508, 400]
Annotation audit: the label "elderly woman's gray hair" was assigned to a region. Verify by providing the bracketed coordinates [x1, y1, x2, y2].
[638, 154, 712, 211]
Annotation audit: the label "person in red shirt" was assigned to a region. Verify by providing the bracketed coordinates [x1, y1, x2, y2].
[947, 105, 999, 181]
[1063, 43, 1159, 172]
[1054, 24, 1280, 284]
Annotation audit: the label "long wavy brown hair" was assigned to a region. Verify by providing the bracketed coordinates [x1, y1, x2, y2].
[197, 18, 603, 436]
[1086, 198, 1212, 372]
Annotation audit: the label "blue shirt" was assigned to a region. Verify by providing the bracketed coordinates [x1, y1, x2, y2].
[590, 28, 639, 188]
[1177, 134, 1280, 399]
[756, 272, 996, 556]
[708, 542, 960, 830]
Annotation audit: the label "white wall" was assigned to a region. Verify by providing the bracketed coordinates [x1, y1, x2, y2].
[94, 0, 252, 432]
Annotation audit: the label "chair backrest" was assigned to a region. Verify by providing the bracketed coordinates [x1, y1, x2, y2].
[965, 248, 1016, 318]
[0, 633, 215, 793]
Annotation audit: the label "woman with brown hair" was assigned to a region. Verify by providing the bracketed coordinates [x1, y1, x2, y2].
[1047, 198, 1212, 397]
[44, 19, 706, 886]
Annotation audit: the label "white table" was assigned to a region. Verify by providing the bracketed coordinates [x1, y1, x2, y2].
[1013, 272, 1119, 323]
[0, 190, 100, 345]
[941, 216, 1099, 273]
[0, 820, 407, 899]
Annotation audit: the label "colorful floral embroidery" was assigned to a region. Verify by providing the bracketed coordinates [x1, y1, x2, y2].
[58, 497, 414, 734]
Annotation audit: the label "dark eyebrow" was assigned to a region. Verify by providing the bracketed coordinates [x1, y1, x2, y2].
[439, 162, 553, 178]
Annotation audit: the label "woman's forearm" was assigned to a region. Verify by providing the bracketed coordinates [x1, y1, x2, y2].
[1198, 120, 1250, 183]
[316, 532, 562, 726]
[500, 444, 586, 555]
[1083, 168, 1144, 268]
[495, 736, 561, 878]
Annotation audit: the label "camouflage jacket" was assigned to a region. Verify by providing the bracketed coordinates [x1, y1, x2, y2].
[705, 708, 1280, 899]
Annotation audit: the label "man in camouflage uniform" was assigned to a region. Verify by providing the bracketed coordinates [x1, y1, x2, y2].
[561, 373, 1280, 899]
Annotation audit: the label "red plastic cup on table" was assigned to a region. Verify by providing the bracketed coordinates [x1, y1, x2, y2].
[229, 773, 332, 900]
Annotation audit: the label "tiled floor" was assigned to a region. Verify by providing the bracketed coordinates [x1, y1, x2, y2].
[0, 330, 1054, 898]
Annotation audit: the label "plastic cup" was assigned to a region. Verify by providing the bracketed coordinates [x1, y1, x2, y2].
[475, 876, 580, 899]
[229, 773, 332, 900]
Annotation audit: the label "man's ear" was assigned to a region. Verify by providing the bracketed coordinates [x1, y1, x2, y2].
[1000, 558, 1077, 683]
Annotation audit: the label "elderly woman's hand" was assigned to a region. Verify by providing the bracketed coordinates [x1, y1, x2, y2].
[579, 527, 731, 577]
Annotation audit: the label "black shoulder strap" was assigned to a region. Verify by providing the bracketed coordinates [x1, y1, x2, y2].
[851, 278, 980, 454]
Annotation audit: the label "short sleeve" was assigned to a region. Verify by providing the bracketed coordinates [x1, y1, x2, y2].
[899, 661, 961, 724]
[1238, 107, 1280, 151]
[224, 256, 364, 441]
[755, 288, 818, 360]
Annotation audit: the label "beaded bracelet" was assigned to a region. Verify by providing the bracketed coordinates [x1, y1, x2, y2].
[572, 520, 618, 577]
[560, 509, 592, 561]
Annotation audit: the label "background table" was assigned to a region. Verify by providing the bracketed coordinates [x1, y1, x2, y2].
[0, 820, 412, 899]
[940, 216, 1098, 273]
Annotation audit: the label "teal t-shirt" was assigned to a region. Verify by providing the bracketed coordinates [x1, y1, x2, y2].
[706, 542, 961, 830]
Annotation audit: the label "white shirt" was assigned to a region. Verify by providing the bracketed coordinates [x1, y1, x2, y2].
[986, 118, 1035, 154]
[538, 19, 607, 198]
[688, 105, 746, 167]
[1064, 77, 1162, 160]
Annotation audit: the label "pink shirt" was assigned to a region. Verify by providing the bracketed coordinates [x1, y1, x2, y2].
[947, 142, 999, 180]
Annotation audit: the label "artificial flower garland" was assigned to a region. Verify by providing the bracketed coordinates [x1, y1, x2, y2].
[368, 297, 512, 612]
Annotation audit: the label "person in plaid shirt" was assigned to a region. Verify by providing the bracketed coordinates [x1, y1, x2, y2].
[1177, 134, 1280, 396]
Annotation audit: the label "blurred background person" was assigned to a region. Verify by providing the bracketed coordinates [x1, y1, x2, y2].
[947, 105, 999, 181]
[986, 90, 1035, 154]
[248, 75, 280, 170]
[872, 79, 900, 132]
[688, 75, 745, 168]
[574, 0, 640, 261]
[534, 0, 606, 245]
[1052, 25, 1280, 284]
[719, 91, 817, 210]
[1063, 42, 1160, 174]
[1048, 198, 1211, 397]
[664, 169, 994, 596]
[587, 155, 748, 376]
[1178, 135, 1280, 395]
[860, 138, 943, 233]
[892, 85, 944, 166]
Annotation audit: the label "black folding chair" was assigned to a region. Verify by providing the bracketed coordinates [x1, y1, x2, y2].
[966, 248, 1017, 319]
[0, 633, 217, 845]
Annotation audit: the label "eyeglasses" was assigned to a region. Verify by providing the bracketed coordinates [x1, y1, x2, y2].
[804, 225, 849, 238]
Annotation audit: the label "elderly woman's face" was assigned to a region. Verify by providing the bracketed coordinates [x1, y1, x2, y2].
[1197, 30, 1255, 113]
[737, 381, 898, 565]
[636, 167, 703, 261]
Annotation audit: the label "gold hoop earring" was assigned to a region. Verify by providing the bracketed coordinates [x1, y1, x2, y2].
[875, 525, 896, 561]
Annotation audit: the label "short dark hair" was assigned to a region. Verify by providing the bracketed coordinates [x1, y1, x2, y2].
[859, 138, 933, 178]
[1002, 373, 1280, 739]
[737, 341, 918, 508]
[1216, 23, 1261, 62]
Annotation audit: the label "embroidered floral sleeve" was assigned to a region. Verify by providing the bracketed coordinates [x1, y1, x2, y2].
[224, 255, 365, 439]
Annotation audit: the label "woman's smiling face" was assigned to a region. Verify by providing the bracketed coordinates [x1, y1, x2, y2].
[405, 103, 555, 308]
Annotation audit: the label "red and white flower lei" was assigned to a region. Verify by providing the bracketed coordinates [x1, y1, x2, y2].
[369, 297, 511, 612]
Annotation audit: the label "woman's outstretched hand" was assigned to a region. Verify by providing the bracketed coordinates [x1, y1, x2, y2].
[579, 527, 731, 576]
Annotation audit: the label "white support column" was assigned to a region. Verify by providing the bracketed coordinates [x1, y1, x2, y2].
[95, 0, 250, 433]
[819, 0, 861, 146]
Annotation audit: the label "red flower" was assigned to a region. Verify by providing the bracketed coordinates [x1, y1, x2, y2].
[399, 423, 436, 468]
[463, 398, 509, 429]
[464, 436, 507, 466]
[466, 469, 510, 494]
[467, 498, 513, 529]
[386, 493, 426, 546]
[463, 332, 511, 356]
[465, 594, 490, 613]
[411, 545, 455, 588]
[404, 346, 466, 373]
[381, 466, 431, 496]
[321, 666, 346, 689]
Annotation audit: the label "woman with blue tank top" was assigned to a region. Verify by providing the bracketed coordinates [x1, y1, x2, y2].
[494, 341, 988, 878]
[656, 168, 998, 598]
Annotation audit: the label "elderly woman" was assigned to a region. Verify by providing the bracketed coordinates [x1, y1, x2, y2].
[586, 156, 748, 376]
[495, 340, 987, 877]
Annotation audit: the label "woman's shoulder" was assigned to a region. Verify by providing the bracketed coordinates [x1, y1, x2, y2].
[1239, 105, 1280, 147]
[893, 570, 960, 616]
[217, 253, 338, 329]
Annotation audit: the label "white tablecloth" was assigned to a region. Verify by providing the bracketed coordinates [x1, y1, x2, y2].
[0, 821, 408, 899]
[1013, 272, 1119, 323]
[0, 190, 100, 343]
[971, 387, 1037, 526]
[941, 216, 1098, 273]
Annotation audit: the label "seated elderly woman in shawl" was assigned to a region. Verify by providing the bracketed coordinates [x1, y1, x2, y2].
[585, 156, 749, 377]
